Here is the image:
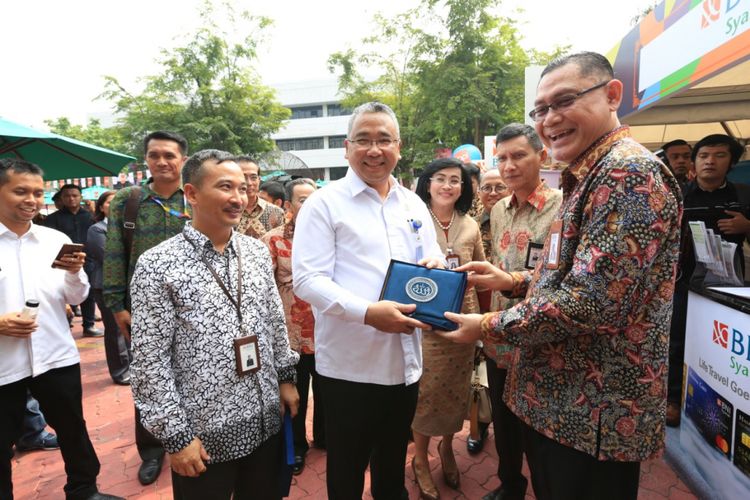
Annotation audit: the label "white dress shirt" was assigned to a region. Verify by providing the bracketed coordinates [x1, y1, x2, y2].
[0, 222, 90, 386]
[293, 168, 443, 385]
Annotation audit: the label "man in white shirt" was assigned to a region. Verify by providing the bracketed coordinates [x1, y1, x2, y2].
[0, 158, 122, 500]
[293, 102, 444, 499]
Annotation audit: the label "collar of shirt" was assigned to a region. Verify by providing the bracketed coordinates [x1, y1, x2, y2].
[182, 222, 238, 257]
[0, 221, 40, 241]
[506, 181, 551, 212]
[345, 167, 398, 201]
[247, 196, 269, 217]
[560, 126, 631, 194]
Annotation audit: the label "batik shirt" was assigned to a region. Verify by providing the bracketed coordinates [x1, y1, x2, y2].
[103, 182, 189, 313]
[130, 223, 299, 463]
[480, 127, 682, 462]
[484, 182, 562, 367]
[475, 211, 493, 260]
[236, 197, 285, 239]
[261, 221, 315, 355]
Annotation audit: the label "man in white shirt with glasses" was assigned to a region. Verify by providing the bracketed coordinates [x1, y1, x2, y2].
[293, 102, 444, 500]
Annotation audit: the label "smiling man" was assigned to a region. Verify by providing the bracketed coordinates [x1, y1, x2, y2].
[103, 130, 189, 486]
[293, 102, 444, 499]
[129, 150, 299, 499]
[440, 53, 683, 500]
[0, 158, 123, 500]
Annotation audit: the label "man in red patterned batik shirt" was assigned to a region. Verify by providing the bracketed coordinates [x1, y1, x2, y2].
[261, 178, 323, 476]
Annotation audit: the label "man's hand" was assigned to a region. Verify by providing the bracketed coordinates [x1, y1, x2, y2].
[418, 257, 444, 269]
[364, 301, 430, 334]
[53, 251, 86, 274]
[718, 210, 750, 236]
[114, 310, 132, 341]
[279, 383, 300, 418]
[0, 313, 37, 338]
[170, 437, 210, 477]
[454, 261, 513, 291]
[434, 312, 484, 344]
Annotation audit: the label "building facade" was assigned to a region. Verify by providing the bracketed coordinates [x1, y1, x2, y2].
[271, 79, 351, 181]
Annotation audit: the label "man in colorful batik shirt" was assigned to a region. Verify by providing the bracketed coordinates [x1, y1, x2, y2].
[441, 52, 682, 500]
[261, 178, 324, 476]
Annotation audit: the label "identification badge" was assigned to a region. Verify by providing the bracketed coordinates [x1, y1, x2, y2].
[546, 220, 563, 270]
[234, 335, 261, 376]
[445, 251, 460, 270]
[525, 242, 545, 270]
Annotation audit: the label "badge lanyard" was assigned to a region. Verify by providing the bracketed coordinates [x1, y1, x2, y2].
[183, 233, 261, 376]
[151, 195, 191, 220]
[442, 229, 460, 270]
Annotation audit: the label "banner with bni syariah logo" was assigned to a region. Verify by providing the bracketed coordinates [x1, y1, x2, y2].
[681, 291, 750, 497]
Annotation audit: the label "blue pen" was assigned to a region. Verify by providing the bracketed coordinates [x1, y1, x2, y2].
[410, 219, 423, 262]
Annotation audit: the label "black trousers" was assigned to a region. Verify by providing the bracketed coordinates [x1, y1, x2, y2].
[486, 360, 527, 495]
[79, 292, 97, 330]
[319, 374, 418, 500]
[171, 433, 281, 500]
[522, 423, 640, 500]
[93, 289, 131, 381]
[135, 406, 165, 461]
[667, 283, 689, 403]
[293, 353, 325, 455]
[0, 364, 100, 500]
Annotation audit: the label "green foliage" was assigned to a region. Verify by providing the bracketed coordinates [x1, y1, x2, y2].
[49, 1, 289, 160]
[328, 0, 567, 177]
[45, 117, 128, 156]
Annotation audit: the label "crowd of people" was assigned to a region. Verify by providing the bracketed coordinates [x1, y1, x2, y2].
[1, 50, 749, 500]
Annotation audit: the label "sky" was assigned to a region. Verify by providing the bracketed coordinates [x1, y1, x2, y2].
[1, 0, 655, 130]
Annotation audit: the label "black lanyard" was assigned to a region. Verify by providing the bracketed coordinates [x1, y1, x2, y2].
[183, 233, 243, 325]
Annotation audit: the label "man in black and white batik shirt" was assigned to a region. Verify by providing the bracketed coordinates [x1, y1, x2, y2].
[130, 149, 300, 500]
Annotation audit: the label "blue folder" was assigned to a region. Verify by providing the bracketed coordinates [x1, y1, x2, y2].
[379, 259, 467, 331]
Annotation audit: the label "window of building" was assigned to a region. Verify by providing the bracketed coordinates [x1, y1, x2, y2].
[327, 104, 351, 117]
[276, 137, 325, 151]
[290, 105, 323, 119]
[328, 135, 346, 148]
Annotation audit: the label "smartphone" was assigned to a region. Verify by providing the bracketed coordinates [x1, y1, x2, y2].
[51, 243, 84, 268]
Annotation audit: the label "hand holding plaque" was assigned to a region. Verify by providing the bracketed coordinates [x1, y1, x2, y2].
[379, 260, 468, 331]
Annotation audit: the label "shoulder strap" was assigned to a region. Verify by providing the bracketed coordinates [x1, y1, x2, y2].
[123, 187, 142, 261]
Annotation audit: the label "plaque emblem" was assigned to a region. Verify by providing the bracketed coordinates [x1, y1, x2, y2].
[405, 277, 438, 302]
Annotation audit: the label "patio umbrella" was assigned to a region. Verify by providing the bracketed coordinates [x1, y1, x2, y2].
[0, 117, 134, 180]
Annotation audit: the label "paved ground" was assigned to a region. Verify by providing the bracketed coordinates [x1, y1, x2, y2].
[12, 320, 699, 499]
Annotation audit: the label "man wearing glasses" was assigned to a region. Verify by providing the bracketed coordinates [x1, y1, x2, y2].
[235, 157, 284, 239]
[293, 102, 444, 499]
[440, 52, 682, 500]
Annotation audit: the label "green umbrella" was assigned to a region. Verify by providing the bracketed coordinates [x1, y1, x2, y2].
[0, 117, 134, 180]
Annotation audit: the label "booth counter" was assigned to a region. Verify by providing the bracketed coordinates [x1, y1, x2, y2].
[681, 287, 750, 497]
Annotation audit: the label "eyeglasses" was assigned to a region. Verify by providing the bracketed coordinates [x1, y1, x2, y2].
[430, 177, 463, 188]
[480, 184, 507, 194]
[348, 138, 399, 149]
[528, 81, 610, 122]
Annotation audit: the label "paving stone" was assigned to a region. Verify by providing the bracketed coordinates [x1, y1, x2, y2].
[10, 318, 701, 499]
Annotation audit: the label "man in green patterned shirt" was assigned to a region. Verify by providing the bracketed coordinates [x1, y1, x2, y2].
[103, 130, 189, 487]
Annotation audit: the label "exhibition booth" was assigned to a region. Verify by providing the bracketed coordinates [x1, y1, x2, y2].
[606, 1, 750, 497]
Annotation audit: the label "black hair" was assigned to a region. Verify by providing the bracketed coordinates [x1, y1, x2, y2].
[415, 158, 474, 215]
[182, 149, 237, 186]
[496, 123, 544, 152]
[143, 130, 188, 156]
[661, 139, 690, 153]
[464, 162, 481, 181]
[692, 134, 744, 166]
[94, 190, 117, 222]
[259, 181, 285, 203]
[58, 183, 82, 194]
[541, 51, 614, 81]
[0, 158, 44, 186]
